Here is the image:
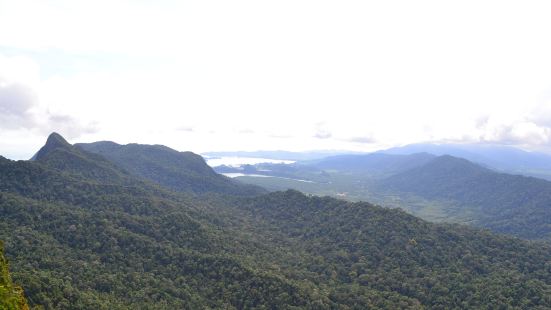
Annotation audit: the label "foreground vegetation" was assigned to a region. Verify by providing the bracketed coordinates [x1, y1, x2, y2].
[0, 241, 29, 310]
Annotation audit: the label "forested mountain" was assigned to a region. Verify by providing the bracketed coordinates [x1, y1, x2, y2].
[31, 133, 136, 185]
[0, 138, 312, 308]
[380, 155, 551, 239]
[2, 133, 551, 308]
[0, 241, 29, 310]
[382, 143, 551, 180]
[76, 140, 264, 195]
[229, 190, 551, 308]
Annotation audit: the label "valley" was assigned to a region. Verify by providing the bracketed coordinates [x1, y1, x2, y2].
[214, 151, 551, 240]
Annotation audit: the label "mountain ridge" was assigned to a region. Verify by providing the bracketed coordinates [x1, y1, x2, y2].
[380, 154, 551, 239]
[381, 142, 551, 180]
[76, 140, 265, 195]
[304, 152, 436, 176]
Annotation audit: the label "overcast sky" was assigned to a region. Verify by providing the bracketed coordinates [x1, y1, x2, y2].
[1, 0, 551, 159]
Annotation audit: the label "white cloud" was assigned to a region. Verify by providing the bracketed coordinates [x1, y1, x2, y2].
[347, 136, 377, 144]
[1, 1, 551, 158]
[0, 54, 97, 144]
[480, 121, 551, 146]
[0, 82, 36, 128]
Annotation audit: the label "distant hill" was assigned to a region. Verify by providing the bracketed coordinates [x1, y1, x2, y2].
[75, 140, 265, 195]
[212, 153, 437, 184]
[380, 155, 551, 239]
[305, 152, 435, 176]
[381, 143, 551, 179]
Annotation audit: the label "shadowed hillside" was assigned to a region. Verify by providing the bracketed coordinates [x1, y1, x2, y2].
[380, 155, 551, 239]
[77, 141, 264, 196]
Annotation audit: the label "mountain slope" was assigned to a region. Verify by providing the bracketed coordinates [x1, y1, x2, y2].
[77, 141, 264, 195]
[1, 146, 317, 308]
[226, 190, 551, 309]
[380, 155, 551, 239]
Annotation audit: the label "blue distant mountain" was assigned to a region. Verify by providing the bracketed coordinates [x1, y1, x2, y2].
[302, 152, 436, 177]
[380, 143, 551, 179]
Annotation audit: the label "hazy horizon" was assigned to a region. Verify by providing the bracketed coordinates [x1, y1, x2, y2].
[2, 1, 551, 159]
[5, 131, 551, 162]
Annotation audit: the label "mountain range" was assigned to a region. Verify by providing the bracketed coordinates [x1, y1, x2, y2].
[210, 143, 551, 180]
[381, 142, 551, 180]
[217, 151, 551, 241]
[1, 133, 551, 308]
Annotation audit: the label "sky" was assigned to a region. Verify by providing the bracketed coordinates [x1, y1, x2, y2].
[1, 0, 551, 159]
